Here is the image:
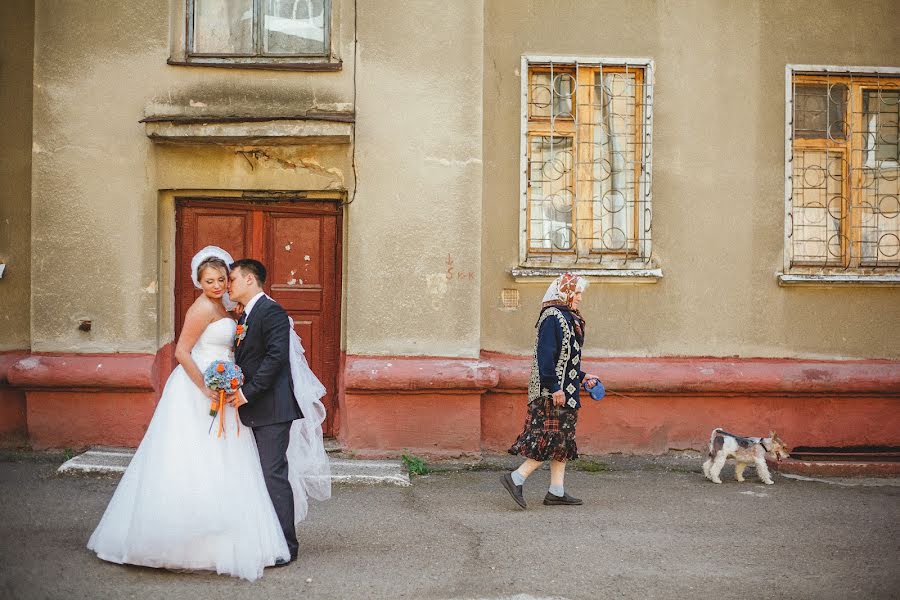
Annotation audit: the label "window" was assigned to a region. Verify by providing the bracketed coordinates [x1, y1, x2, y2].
[518, 58, 656, 276]
[786, 68, 900, 274]
[187, 0, 330, 63]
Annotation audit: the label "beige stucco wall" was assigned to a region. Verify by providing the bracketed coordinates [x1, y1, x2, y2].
[31, 0, 355, 353]
[482, 0, 900, 359]
[0, 0, 34, 351]
[346, 0, 484, 357]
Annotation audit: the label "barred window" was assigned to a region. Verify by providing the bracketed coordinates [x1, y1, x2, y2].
[788, 69, 900, 271]
[519, 58, 654, 272]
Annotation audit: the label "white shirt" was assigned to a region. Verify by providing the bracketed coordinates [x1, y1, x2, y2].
[242, 291, 267, 321]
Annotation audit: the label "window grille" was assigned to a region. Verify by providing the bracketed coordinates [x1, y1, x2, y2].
[787, 69, 900, 270]
[520, 58, 654, 269]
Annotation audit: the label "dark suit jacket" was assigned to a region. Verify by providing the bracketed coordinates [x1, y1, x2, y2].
[235, 295, 302, 428]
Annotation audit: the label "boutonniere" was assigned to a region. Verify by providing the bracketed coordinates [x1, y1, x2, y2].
[235, 324, 248, 347]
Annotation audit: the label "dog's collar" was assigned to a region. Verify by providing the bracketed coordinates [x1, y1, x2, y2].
[759, 438, 771, 452]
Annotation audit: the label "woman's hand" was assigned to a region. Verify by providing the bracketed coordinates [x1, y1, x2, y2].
[552, 390, 566, 406]
[584, 375, 600, 389]
[203, 387, 219, 404]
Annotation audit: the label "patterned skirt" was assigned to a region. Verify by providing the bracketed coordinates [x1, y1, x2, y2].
[508, 396, 579, 462]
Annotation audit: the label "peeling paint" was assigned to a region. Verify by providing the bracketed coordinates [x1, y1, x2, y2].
[188, 100, 207, 107]
[285, 243, 292, 251]
[235, 149, 345, 182]
[143, 280, 158, 293]
[424, 156, 482, 167]
[425, 273, 449, 309]
[287, 270, 303, 286]
[18, 357, 40, 370]
[304, 255, 311, 261]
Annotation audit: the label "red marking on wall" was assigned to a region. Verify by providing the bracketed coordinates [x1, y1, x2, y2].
[445, 254, 475, 282]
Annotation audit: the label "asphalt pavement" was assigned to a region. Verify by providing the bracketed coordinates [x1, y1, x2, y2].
[1, 452, 898, 600]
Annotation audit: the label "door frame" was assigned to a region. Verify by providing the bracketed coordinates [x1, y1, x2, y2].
[174, 195, 344, 436]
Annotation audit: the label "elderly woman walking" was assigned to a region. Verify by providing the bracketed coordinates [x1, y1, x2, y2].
[502, 273, 599, 509]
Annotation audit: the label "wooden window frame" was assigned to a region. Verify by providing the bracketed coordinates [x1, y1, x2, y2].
[518, 57, 657, 279]
[184, 0, 333, 66]
[782, 65, 900, 285]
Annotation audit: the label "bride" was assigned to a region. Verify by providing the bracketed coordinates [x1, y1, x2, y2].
[87, 246, 330, 581]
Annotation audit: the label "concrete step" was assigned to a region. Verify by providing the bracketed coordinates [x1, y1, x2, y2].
[58, 447, 410, 486]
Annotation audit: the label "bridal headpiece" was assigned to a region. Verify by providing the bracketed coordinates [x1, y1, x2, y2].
[191, 245, 235, 289]
[190, 245, 237, 310]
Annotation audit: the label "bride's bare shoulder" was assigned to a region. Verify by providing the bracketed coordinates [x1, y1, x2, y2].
[184, 295, 219, 324]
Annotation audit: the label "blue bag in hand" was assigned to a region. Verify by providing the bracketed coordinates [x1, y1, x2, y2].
[583, 378, 606, 401]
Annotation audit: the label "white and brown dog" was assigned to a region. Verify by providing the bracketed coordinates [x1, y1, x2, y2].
[702, 428, 790, 485]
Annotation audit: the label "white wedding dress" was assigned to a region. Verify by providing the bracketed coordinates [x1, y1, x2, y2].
[88, 318, 290, 581]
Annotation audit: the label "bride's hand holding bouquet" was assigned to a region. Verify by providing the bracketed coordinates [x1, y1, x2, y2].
[203, 360, 245, 437]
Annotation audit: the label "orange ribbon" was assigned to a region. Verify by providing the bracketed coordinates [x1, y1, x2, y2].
[210, 389, 241, 438]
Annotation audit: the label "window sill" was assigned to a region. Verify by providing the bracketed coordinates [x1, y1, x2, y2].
[777, 273, 900, 287]
[167, 58, 343, 72]
[141, 114, 353, 146]
[512, 266, 663, 284]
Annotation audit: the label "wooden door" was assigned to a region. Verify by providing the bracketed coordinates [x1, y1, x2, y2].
[175, 198, 342, 436]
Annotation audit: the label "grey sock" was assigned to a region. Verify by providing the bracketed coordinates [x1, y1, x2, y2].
[511, 470, 526, 486]
[549, 484, 564, 497]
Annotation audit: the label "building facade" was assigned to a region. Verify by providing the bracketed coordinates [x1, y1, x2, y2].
[1, 0, 898, 456]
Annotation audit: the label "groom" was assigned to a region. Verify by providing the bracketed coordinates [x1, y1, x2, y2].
[228, 258, 303, 565]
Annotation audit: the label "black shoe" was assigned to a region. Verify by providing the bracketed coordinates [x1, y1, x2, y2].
[543, 491, 583, 506]
[272, 555, 297, 568]
[501, 473, 526, 509]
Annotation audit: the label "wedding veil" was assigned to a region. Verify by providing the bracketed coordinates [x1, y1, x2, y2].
[286, 318, 332, 524]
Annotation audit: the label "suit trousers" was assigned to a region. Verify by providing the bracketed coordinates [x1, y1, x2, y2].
[252, 421, 298, 558]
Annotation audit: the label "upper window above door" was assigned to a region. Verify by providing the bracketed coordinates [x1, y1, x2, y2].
[180, 0, 334, 68]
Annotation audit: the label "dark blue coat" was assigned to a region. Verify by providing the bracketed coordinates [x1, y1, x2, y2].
[235, 296, 302, 428]
[530, 306, 587, 409]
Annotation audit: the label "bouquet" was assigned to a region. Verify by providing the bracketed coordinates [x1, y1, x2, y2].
[203, 360, 244, 438]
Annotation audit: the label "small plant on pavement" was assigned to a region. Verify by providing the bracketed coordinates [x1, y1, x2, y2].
[572, 459, 610, 472]
[401, 453, 430, 476]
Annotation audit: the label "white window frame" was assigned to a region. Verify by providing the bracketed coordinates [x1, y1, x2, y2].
[515, 56, 660, 284]
[780, 64, 900, 287]
[169, 0, 341, 69]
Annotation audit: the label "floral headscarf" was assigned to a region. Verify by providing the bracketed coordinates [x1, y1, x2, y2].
[538, 273, 588, 339]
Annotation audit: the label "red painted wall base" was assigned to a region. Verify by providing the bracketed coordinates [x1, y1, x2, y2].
[483, 391, 900, 455]
[27, 390, 159, 450]
[0, 352, 28, 447]
[340, 392, 482, 458]
[0, 387, 27, 448]
[3, 350, 898, 456]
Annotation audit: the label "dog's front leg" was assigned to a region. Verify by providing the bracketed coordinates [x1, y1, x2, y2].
[754, 456, 774, 484]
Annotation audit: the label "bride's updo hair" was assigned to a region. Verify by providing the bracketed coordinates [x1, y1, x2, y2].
[196, 256, 228, 282]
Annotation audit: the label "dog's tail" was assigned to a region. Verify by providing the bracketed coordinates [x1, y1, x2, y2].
[708, 427, 724, 458]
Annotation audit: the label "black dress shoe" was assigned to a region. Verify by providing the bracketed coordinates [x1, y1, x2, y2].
[501, 473, 526, 509]
[543, 491, 583, 506]
[272, 555, 297, 568]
